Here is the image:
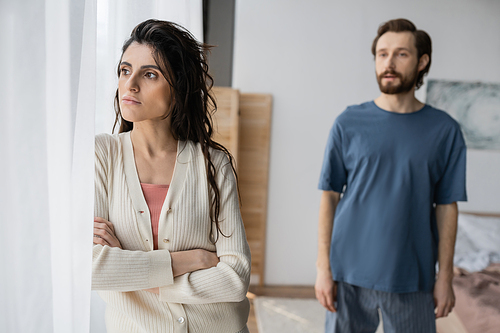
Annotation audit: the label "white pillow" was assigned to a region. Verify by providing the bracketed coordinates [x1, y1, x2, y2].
[453, 213, 500, 271]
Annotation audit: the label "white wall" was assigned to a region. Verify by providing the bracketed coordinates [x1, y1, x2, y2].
[233, 0, 500, 285]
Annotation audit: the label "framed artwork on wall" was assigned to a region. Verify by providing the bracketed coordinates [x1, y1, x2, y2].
[426, 79, 500, 150]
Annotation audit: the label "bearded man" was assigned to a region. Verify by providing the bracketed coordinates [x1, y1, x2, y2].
[315, 18, 467, 333]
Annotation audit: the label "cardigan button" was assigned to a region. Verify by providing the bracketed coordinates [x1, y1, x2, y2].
[167, 208, 172, 213]
[163, 239, 169, 243]
[177, 317, 185, 324]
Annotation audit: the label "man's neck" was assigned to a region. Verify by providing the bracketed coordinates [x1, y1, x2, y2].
[374, 90, 425, 114]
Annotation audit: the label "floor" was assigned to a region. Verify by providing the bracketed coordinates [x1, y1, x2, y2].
[247, 285, 316, 333]
[245, 285, 469, 333]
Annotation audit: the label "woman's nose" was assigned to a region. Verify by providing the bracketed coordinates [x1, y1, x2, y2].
[125, 74, 139, 92]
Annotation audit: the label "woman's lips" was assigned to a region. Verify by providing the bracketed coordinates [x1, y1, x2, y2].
[122, 96, 141, 105]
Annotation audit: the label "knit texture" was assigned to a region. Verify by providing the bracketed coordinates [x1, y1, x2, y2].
[93, 132, 251, 333]
[141, 183, 169, 250]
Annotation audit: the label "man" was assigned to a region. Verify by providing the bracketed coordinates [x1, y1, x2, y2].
[315, 18, 467, 333]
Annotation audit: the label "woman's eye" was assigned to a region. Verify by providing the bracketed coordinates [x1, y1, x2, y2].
[145, 72, 157, 79]
[120, 68, 130, 75]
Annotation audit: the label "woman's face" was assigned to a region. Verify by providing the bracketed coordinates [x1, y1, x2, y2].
[118, 42, 172, 124]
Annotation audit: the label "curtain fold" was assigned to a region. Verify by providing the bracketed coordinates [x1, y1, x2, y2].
[1, 0, 201, 331]
[1, 1, 54, 332]
[1, 0, 96, 332]
[70, 0, 96, 330]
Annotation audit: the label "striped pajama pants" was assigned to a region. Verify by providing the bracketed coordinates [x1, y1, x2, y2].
[325, 281, 436, 333]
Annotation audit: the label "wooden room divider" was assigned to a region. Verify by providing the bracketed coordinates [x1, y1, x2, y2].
[212, 87, 272, 286]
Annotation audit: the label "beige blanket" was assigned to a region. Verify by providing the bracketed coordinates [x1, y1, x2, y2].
[453, 263, 500, 333]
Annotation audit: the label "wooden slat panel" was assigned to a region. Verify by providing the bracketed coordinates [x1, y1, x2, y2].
[238, 93, 272, 286]
[211, 88, 272, 286]
[211, 87, 240, 162]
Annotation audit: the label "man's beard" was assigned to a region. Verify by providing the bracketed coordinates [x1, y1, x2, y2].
[377, 66, 418, 94]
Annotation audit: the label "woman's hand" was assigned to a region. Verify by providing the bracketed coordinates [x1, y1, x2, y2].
[93, 217, 123, 249]
[143, 287, 160, 294]
[171, 249, 219, 277]
[143, 249, 218, 295]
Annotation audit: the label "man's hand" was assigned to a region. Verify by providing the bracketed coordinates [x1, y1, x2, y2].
[434, 202, 458, 318]
[315, 191, 341, 313]
[433, 275, 455, 318]
[315, 269, 337, 312]
[93, 217, 123, 249]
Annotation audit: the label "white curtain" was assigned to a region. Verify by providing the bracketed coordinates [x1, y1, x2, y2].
[91, 1, 203, 331]
[95, 0, 203, 135]
[0, 0, 96, 332]
[0, 0, 202, 331]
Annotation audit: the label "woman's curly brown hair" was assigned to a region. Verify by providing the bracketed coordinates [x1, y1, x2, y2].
[113, 19, 237, 241]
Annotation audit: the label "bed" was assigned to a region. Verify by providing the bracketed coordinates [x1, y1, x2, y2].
[437, 212, 500, 333]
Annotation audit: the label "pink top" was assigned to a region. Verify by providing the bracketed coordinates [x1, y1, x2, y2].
[140, 183, 169, 250]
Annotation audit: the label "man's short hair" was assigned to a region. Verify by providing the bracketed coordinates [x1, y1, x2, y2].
[371, 18, 432, 90]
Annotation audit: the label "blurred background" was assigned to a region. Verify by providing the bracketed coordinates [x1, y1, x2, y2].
[1, 0, 499, 332]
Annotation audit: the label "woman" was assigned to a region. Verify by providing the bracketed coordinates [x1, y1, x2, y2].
[92, 19, 251, 333]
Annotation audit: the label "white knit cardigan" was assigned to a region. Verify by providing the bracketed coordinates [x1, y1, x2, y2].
[92, 132, 251, 333]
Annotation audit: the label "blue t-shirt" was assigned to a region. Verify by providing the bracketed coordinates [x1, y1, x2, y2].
[318, 101, 467, 293]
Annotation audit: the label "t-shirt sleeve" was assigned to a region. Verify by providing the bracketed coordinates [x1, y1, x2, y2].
[318, 120, 347, 193]
[434, 125, 467, 205]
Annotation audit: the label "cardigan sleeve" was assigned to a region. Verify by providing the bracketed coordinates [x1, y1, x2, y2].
[158, 151, 251, 304]
[91, 134, 174, 291]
